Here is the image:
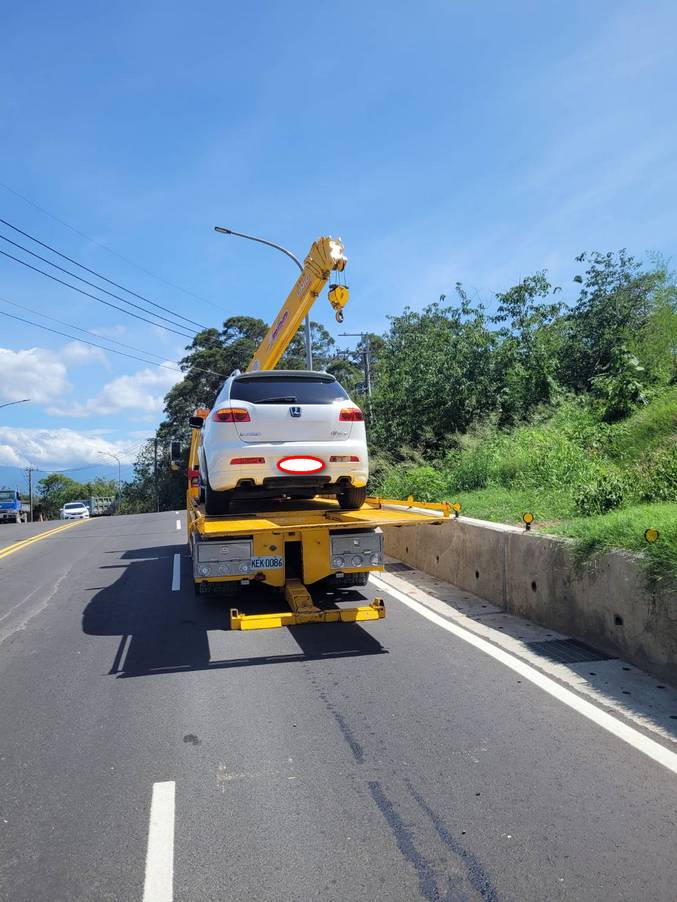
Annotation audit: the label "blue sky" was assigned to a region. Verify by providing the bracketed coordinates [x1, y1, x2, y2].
[1, 0, 676, 485]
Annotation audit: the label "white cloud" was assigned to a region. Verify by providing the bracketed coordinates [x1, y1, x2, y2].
[90, 324, 127, 338]
[0, 342, 114, 407]
[0, 347, 72, 404]
[60, 341, 110, 368]
[47, 364, 182, 418]
[0, 427, 141, 468]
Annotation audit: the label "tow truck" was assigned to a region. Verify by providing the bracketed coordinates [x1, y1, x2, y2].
[182, 234, 450, 630]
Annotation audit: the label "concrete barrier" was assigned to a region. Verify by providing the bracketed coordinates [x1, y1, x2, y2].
[384, 516, 677, 684]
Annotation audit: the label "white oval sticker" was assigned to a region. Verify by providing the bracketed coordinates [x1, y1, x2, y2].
[277, 456, 325, 474]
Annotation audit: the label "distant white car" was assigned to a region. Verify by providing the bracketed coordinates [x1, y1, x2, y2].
[60, 501, 90, 520]
[198, 370, 369, 514]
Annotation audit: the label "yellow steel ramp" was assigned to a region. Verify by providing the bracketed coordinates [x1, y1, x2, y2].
[229, 579, 385, 631]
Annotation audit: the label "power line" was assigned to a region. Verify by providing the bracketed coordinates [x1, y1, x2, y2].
[0, 294, 176, 363]
[0, 180, 220, 310]
[0, 308, 228, 380]
[0, 247, 194, 339]
[0, 232, 199, 333]
[0, 217, 207, 330]
[0, 308, 185, 372]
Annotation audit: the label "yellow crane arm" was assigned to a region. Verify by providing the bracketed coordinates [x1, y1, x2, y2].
[246, 236, 350, 372]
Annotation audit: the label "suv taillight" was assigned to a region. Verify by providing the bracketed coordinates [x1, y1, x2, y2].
[212, 407, 251, 423]
[339, 408, 364, 422]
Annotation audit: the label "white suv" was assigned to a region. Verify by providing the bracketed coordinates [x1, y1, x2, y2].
[198, 370, 369, 514]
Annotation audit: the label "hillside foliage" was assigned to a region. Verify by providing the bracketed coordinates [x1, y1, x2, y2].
[129, 249, 675, 573]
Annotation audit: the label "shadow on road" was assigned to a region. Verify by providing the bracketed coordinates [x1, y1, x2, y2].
[82, 544, 387, 678]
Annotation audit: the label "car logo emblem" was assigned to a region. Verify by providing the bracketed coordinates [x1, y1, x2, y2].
[290, 406, 302, 418]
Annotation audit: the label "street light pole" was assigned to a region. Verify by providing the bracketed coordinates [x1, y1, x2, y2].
[97, 451, 121, 512]
[214, 226, 313, 370]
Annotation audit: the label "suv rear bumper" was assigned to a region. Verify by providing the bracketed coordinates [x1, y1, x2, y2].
[204, 439, 368, 492]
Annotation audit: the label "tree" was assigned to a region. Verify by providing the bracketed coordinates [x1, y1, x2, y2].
[37, 473, 116, 518]
[280, 322, 336, 370]
[327, 332, 386, 408]
[491, 273, 563, 424]
[558, 250, 660, 391]
[162, 316, 268, 440]
[369, 289, 495, 456]
[120, 440, 186, 514]
[590, 348, 646, 422]
[637, 258, 677, 384]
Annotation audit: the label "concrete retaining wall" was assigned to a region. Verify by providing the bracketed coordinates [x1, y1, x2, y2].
[384, 516, 677, 684]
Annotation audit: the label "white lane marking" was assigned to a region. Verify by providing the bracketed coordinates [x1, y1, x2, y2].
[143, 781, 175, 902]
[371, 575, 677, 775]
[175, 518, 181, 530]
[171, 554, 181, 592]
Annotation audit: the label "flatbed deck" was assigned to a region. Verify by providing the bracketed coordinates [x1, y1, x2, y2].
[189, 496, 448, 538]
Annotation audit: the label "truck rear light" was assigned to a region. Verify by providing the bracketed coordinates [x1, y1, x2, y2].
[212, 408, 251, 422]
[339, 408, 364, 422]
[329, 455, 360, 462]
[188, 468, 200, 487]
[230, 457, 265, 465]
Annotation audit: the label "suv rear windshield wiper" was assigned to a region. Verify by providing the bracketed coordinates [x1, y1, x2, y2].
[254, 395, 299, 404]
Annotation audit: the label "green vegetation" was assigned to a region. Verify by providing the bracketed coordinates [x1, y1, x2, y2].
[132, 247, 675, 580]
[374, 393, 676, 582]
[36, 473, 117, 519]
[548, 504, 677, 588]
[367, 251, 676, 581]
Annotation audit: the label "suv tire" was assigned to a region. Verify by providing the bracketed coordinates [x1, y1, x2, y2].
[205, 478, 231, 515]
[337, 485, 367, 510]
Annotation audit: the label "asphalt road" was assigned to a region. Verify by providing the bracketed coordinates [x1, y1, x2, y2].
[0, 511, 675, 902]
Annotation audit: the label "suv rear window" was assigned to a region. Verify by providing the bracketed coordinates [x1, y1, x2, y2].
[230, 376, 349, 405]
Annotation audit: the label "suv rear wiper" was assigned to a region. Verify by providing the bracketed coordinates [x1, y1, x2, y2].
[255, 395, 299, 403]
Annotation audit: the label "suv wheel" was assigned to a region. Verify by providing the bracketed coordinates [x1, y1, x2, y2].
[204, 478, 231, 516]
[337, 485, 367, 510]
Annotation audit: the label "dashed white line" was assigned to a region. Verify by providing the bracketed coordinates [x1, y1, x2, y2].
[175, 518, 181, 530]
[142, 781, 175, 902]
[371, 575, 677, 775]
[171, 554, 181, 592]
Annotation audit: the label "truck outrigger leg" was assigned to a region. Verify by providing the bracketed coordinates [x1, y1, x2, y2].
[230, 580, 385, 630]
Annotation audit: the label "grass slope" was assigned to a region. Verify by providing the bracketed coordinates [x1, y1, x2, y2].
[376, 389, 677, 583]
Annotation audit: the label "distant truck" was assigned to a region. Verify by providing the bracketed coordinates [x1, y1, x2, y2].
[88, 496, 116, 517]
[0, 489, 30, 524]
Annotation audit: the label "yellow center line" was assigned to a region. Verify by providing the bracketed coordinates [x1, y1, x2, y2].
[0, 520, 85, 560]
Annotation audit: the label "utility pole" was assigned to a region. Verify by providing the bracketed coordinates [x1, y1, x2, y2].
[153, 438, 159, 513]
[25, 466, 35, 522]
[339, 332, 373, 418]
